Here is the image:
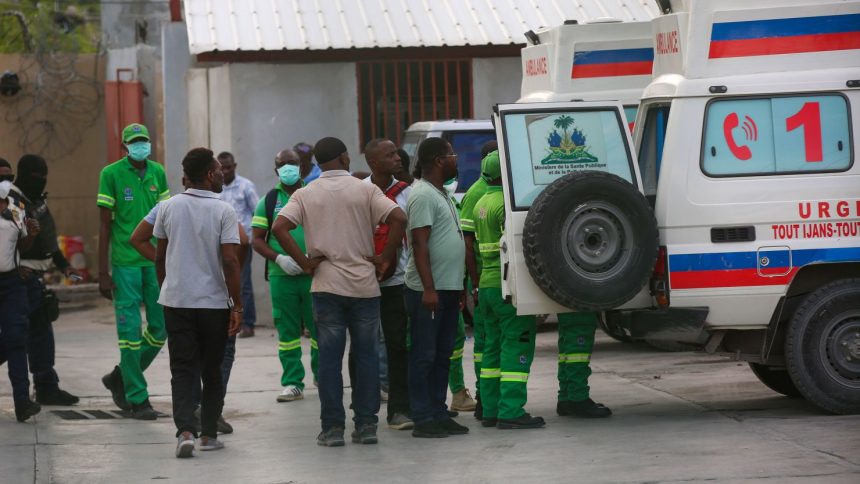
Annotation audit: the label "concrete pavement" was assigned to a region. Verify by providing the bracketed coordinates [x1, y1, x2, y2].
[1, 298, 858, 484]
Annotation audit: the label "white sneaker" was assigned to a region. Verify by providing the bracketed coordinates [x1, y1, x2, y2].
[198, 436, 225, 451]
[175, 432, 196, 458]
[277, 385, 304, 402]
[380, 389, 389, 402]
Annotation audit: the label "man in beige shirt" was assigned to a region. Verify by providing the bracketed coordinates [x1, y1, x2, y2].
[272, 137, 407, 447]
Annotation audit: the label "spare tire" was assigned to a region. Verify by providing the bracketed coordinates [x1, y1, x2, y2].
[523, 171, 658, 311]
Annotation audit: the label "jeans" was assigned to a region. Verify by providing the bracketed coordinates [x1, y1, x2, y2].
[240, 247, 256, 328]
[164, 306, 229, 439]
[190, 335, 236, 406]
[312, 292, 380, 431]
[22, 272, 60, 393]
[0, 273, 31, 402]
[404, 288, 460, 425]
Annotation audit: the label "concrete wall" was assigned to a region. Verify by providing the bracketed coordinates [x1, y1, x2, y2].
[161, 22, 191, 194]
[0, 54, 106, 277]
[472, 57, 523, 118]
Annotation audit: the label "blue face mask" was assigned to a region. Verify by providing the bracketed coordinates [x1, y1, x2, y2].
[278, 164, 301, 186]
[126, 141, 151, 161]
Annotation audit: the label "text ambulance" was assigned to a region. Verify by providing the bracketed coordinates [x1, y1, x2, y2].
[493, 0, 860, 414]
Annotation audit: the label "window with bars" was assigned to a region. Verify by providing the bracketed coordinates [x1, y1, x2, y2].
[357, 60, 473, 148]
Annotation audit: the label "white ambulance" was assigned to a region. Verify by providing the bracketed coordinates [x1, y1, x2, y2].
[494, 0, 860, 414]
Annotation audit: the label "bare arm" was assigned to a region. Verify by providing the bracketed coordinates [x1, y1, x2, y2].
[130, 220, 156, 262]
[367, 207, 407, 281]
[464, 231, 479, 293]
[98, 207, 114, 299]
[272, 216, 323, 274]
[411, 225, 438, 312]
[252, 226, 280, 262]
[238, 223, 250, 268]
[222, 243, 243, 336]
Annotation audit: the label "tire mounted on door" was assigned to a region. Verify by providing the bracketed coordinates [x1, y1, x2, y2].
[522, 171, 658, 311]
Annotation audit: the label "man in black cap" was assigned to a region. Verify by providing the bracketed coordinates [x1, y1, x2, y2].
[11, 154, 82, 405]
[272, 136, 407, 447]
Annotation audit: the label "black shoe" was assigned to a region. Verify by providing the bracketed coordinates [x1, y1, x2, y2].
[102, 366, 130, 411]
[15, 399, 41, 422]
[473, 392, 483, 421]
[480, 418, 498, 428]
[130, 399, 158, 420]
[447, 409, 459, 418]
[351, 423, 378, 444]
[558, 398, 613, 418]
[496, 413, 546, 429]
[437, 418, 469, 435]
[411, 422, 449, 438]
[36, 388, 79, 406]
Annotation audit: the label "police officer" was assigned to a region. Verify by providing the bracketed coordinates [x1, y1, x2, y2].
[0, 175, 41, 421]
[12, 154, 82, 405]
[473, 151, 544, 429]
[97, 123, 169, 420]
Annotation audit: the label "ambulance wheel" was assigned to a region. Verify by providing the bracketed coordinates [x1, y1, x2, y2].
[598, 312, 633, 343]
[748, 363, 801, 398]
[523, 171, 658, 311]
[785, 278, 860, 414]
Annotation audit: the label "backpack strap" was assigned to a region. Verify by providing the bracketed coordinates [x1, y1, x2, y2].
[263, 188, 279, 281]
[385, 181, 409, 201]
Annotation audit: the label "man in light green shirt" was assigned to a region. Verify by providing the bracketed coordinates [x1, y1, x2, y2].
[404, 137, 468, 438]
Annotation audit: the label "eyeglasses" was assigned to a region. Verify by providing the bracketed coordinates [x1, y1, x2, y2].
[440, 153, 459, 160]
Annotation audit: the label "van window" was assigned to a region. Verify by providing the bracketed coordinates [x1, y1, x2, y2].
[502, 108, 635, 210]
[400, 131, 426, 161]
[702, 94, 852, 176]
[444, 131, 496, 192]
[636, 102, 671, 199]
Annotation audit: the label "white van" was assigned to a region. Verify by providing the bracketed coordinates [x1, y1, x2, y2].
[494, 0, 860, 414]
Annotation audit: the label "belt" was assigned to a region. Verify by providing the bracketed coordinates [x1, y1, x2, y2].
[0, 269, 20, 277]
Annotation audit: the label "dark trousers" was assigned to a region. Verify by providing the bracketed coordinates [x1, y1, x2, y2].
[380, 284, 410, 419]
[404, 288, 459, 425]
[164, 306, 229, 439]
[0, 273, 31, 402]
[191, 335, 236, 405]
[312, 292, 380, 431]
[240, 247, 256, 328]
[23, 273, 60, 393]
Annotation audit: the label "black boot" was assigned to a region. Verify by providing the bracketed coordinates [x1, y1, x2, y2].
[473, 391, 483, 421]
[496, 413, 546, 429]
[36, 388, 80, 406]
[130, 399, 158, 420]
[15, 399, 42, 422]
[558, 398, 612, 418]
[102, 366, 130, 411]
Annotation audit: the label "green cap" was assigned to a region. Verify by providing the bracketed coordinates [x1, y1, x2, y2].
[481, 150, 501, 180]
[122, 123, 149, 143]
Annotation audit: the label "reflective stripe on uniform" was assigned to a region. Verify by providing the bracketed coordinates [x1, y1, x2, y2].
[159, 190, 170, 202]
[118, 339, 141, 350]
[142, 328, 165, 347]
[478, 242, 500, 253]
[251, 215, 269, 229]
[500, 371, 529, 383]
[310, 339, 318, 350]
[278, 339, 302, 351]
[449, 348, 464, 360]
[480, 367, 501, 379]
[473, 352, 483, 363]
[460, 218, 475, 231]
[558, 353, 591, 363]
[97, 194, 116, 208]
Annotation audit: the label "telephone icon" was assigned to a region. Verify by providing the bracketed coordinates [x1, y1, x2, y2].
[723, 112, 753, 160]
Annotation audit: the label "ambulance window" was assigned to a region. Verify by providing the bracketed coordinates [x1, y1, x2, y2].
[636, 103, 671, 201]
[444, 131, 496, 193]
[501, 108, 635, 210]
[702, 94, 852, 176]
[623, 106, 638, 132]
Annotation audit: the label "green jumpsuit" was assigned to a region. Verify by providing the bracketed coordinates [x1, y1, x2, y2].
[474, 186, 537, 420]
[97, 157, 169, 405]
[557, 312, 598, 402]
[251, 186, 318, 389]
[448, 177, 489, 393]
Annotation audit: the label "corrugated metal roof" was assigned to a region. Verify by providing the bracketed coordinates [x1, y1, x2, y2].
[184, 0, 660, 55]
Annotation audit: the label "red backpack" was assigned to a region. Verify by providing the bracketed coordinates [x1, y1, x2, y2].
[374, 181, 409, 255]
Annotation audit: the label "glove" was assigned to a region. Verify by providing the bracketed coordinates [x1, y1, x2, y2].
[275, 254, 304, 276]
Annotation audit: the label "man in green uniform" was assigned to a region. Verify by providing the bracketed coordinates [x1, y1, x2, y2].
[474, 151, 544, 429]
[97, 123, 169, 420]
[251, 149, 318, 402]
[556, 312, 612, 417]
[455, 142, 495, 418]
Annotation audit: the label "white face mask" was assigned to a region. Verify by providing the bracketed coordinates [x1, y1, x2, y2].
[444, 178, 458, 197]
[0, 180, 11, 199]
